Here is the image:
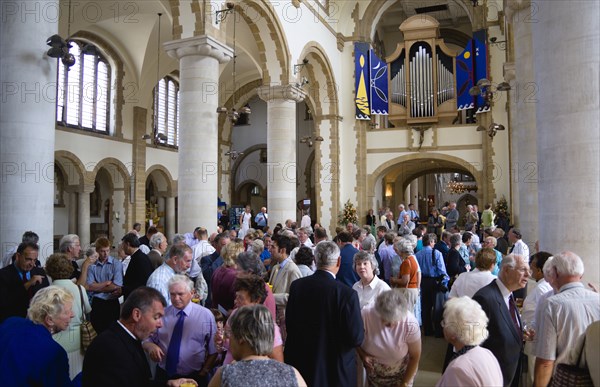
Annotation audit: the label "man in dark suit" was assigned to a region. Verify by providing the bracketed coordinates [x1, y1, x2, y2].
[285, 241, 364, 387]
[0, 242, 49, 322]
[473, 254, 530, 387]
[122, 233, 154, 300]
[82, 286, 196, 387]
[335, 231, 360, 287]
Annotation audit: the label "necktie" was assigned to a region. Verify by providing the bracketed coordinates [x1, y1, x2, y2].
[509, 296, 522, 338]
[509, 245, 515, 253]
[166, 310, 185, 377]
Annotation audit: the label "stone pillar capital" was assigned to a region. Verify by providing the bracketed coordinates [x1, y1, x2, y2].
[257, 84, 307, 103]
[79, 184, 95, 194]
[505, 0, 531, 22]
[164, 35, 233, 63]
[503, 62, 516, 81]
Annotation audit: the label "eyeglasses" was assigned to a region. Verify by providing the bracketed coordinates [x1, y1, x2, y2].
[515, 267, 532, 275]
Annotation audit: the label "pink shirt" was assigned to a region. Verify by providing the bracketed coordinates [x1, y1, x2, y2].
[360, 305, 421, 365]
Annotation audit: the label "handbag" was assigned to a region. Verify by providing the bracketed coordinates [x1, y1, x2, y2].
[549, 334, 593, 387]
[77, 285, 97, 353]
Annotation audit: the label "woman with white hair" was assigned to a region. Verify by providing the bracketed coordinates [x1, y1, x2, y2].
[352, 251, 391, 309]
[358, 290, 421, 387]
[0, 286, 76, 385]
[208, 304, 306, 387]
[437, 297, 503, 386]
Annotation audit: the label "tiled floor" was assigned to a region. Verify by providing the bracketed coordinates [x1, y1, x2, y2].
[414, 336, 447, 386]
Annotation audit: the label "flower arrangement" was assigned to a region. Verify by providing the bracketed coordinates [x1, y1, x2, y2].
[494, 196, 510, 218]
[339, 200, 358, 225]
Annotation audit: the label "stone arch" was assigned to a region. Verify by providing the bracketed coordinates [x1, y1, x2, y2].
[236, 0, 291, 85]
[146, 164, 176, 196]
[55, 150, 87, 187]
[298, 41, 339, 118]
[354, 0, 474, 42]
[89, 157, 132, 190]
[369, 153, 484, 209]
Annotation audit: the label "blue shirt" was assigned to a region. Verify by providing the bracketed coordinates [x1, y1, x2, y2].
[255, 212, 268, 227]
[415, 246, 448, 284]
[86, 256, 123, 300]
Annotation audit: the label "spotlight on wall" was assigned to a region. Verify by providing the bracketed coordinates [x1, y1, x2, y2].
[477, 122, 505, 138]
[293, 58, 309, 75]
[295, 76, 309, 88]
[299, 135, 324, 147]
[225, 150, 244, 160]
[142, 133, 168, 145]
[469, 78, 511, 113]
[215, 1, 235, 24]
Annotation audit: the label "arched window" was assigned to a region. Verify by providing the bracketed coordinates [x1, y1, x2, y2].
[154, 77, 179, 147]
[56, 41, 111, 133]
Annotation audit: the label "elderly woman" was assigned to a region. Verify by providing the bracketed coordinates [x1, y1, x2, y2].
[427, 208, 444, 237]
[221, 275, 284, 365]
[295, 246, 315, 277]
[358, 290, 421, 387]
[0, 286, 76, 385]
[390, 239, 421, 314]
[235, 251, 276, 319]
[352, 251, 391, 309]
[148, 232, 168, 269]
[437, 297, 503, 386]
[208, 304, 306, 387]
[212, 241, 244, 313]
[45, 253, 92, 379]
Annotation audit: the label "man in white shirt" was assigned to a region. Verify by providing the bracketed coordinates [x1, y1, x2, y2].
[191, 227, 215, 262]
[508, 228, 530, 262]
[449, 248, 497, 298]
[146, 244, 193, 306]
[533, 251, 600, 387]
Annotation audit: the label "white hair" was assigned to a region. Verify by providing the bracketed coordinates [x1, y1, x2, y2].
[443, 296, 489, 346]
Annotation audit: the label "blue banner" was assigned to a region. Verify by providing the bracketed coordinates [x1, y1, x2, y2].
[369, 49, 388, 115]
[456, 30, 488, 111]
[355, 42, 371, 120]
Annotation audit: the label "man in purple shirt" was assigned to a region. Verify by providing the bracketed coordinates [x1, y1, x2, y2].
[143, 275, 217, 386]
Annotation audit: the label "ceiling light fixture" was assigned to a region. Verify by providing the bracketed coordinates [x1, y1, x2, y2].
[46, 0, 75, 68]
[216, 3, 251, 124]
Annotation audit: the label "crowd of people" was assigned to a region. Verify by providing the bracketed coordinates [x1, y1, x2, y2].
[0, 202, 598, 387]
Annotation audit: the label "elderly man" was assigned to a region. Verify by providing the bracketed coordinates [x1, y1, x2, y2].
[144, 276, 217, 386]
[296, 227, 314, 249]
[148, 232, 168, 269]
[147, 243, 193, 306]
[444, 202, 459, 230]
[87, 237, 123, 333]
[398, 213, 416, 237]
[285, 241, 364, 386]
[122, 232, 154, 300]
[82, 287, 196, 387]
[473, 254, 530, 387]
[396, 204, 408, 231]
[533, 252, 600, 387]
[254, 207, 268, 231]
[1, 231, 39, 269]
[0, 242, 49, 322]
[59, 234, 93, 287]
[377, 231, 396, 285]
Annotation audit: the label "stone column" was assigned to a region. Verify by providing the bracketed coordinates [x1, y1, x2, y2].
[0, 0, 57, 263]
[507, 0, 538, 251]
[404, 185, 411, 206]
[165, 36, 232, 234]
[532, 1, 599, 285]
[78, 186, 93, 248]
[165, 196, 176, 241]
[258, 85, 306, 227]
[68, 191, 78, 234]
[410, 181, 419, 207]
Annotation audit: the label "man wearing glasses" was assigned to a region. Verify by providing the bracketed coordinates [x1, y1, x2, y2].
[473, 254, 530, 387]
